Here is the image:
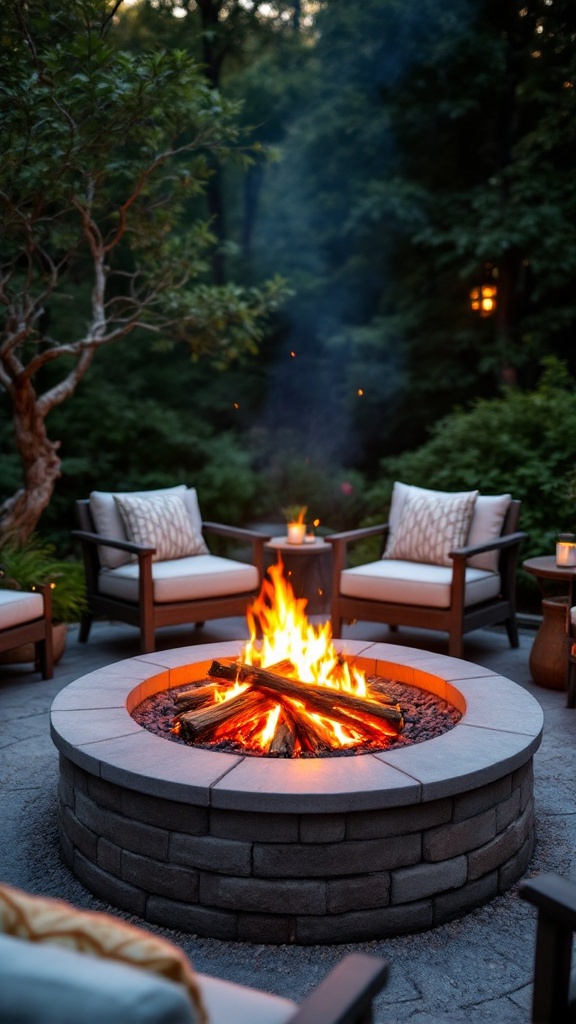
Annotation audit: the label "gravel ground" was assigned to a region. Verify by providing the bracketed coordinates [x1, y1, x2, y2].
[1, 617, 575, 1023]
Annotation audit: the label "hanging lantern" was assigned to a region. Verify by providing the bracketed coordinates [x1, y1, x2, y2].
[470, 265, 498, 317]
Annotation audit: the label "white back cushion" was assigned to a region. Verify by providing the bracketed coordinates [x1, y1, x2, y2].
[386, 482, 511, 572]
[466, 493, 512, 571]
[384, 484, 478, 567]
[90, 486, 207, 568]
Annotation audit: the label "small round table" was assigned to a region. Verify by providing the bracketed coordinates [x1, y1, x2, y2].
[523, 555, 576, 690]
[264, 536, 332, 615]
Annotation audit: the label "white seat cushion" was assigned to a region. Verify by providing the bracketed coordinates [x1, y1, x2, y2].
[0, 589, 44, 629]
[197, 972, 296, 1024]
[340, 560, 501, 609]
[98, 554, 259, 604]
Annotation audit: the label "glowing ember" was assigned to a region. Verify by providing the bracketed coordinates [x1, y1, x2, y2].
[172, 562, 403, 758]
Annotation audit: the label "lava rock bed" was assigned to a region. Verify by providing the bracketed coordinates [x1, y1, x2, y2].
[132, 676, 462, 757]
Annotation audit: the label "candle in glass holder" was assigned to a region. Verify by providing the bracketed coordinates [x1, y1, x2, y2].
[556, 533, 576, 567]
[287, 522, 306, 545]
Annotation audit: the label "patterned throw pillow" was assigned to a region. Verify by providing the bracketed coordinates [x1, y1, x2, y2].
[0, 883, 206, 1024]
[114, 492, 206, 562]
[383, 489, 478, 566]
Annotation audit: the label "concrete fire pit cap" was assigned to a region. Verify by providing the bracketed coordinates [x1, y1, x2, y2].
[50, 640, 543, 813]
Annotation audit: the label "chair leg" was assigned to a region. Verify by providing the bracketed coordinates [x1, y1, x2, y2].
[78, 611, 93, 644]
[505, 615, 519, 649]
[448, 633, 463, 659]
[36, 637, 54, 680]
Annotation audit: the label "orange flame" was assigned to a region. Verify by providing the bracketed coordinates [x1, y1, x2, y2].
[243, 560, 366, 696]
[188, 560, 400, 757]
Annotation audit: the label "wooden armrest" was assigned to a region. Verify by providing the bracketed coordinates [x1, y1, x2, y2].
[287, 953, 388, 1024]
[449, 530, 527, 561]
[202, 522, 271, 544]
[520, 874, 576, 929]
[325, 524, 389, 546]
[71, 529, 156, 556]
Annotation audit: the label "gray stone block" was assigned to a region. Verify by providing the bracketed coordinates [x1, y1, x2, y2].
[123, 790, 208, 835]
[97, 837, 122, 876]
[468, 826, 521, 881]
[122, 850, 199, 900]
[424, 808, 496, 861]
[146, 896, 238, 940]
[295, 899, 433, 944]
[299, 813, 346, 843]
[327, 872, 390, 913]
[170, 833, 252, 876]
[74, 850, 147, 917]
[433, 871, 498, 923]
[253, 834, 420, 878]
[75, 790, 170, 860]
[58, 774, 75, 810]
[514, 759, 534, 812]
[392, 856, 467, 903]
[452, 775, 511, 823]
[499, 834, 534, 892]
[209, 808, 298, 843]
[496, 788, 521, 832]
[200, 873, 326, 914]
[60, 805, 98, 861]
[88, 774, 124, 813]
[346, 799, 452, 840]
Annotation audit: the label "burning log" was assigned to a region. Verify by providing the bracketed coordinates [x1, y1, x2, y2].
[176, 690, 267, 742]
[174, 682, 224, 714]
[207, 660, 404, 732]
[268, 711, 297, 757]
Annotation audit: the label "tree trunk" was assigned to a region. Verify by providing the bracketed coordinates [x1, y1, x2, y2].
[0, 378, 61, 544]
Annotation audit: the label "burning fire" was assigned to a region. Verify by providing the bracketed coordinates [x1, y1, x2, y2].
[173, 560, 403, 757]
[244, 561, 366, 693]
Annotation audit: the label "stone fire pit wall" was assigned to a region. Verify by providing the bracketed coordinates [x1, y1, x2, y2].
[51, 641, 543, 945]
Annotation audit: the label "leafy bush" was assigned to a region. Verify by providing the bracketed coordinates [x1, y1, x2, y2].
[365, 359, 576, 595]
[0, 537, 86, 623]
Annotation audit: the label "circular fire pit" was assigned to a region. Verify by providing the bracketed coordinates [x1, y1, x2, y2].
[51, 640, 543, 944]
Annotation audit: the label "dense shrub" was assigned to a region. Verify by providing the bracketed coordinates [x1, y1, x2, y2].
[364, 360, 576, 595]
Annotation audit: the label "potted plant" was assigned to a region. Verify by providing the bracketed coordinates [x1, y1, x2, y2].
[282, 504, 308, 545]
[0, 536, 86, 665]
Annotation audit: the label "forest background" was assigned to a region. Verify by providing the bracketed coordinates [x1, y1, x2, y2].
[1, 0, 576, 609]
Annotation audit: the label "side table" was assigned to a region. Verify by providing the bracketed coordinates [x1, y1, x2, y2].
[264, 536, 332, 616]
[523, 556, 576, 691]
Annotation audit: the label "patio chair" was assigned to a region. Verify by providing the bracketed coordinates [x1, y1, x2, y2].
[0, 579, 53, 679]
[0, 882, 389, 1024]
[326, 483, 526, 658]
[72, 486, 270, 653]
[520, 873, 576, 1024]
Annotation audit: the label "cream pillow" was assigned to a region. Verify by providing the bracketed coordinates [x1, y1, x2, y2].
[384, 488, 478, 566]
[0, 883, 206, 1024]
[114, 492, 207, 562]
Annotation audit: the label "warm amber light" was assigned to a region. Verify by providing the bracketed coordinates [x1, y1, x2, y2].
[470, 282, 497, 317]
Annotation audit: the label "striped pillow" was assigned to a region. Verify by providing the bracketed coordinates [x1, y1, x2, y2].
[384, 489, 478, 566]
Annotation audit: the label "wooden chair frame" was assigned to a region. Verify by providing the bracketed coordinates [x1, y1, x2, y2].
[327, 499, 526, 659]
[0, 581, 54, 679]
[520, 874, 576, 1024]
[72, 499, 270, 654]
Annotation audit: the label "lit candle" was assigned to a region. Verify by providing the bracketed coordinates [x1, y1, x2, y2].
[287, 522, 306, 545]
[556, 533, 576, 567]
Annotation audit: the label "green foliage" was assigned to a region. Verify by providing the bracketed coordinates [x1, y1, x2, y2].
[367, 360, 576, 564]
[0, 537, 86, 624]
